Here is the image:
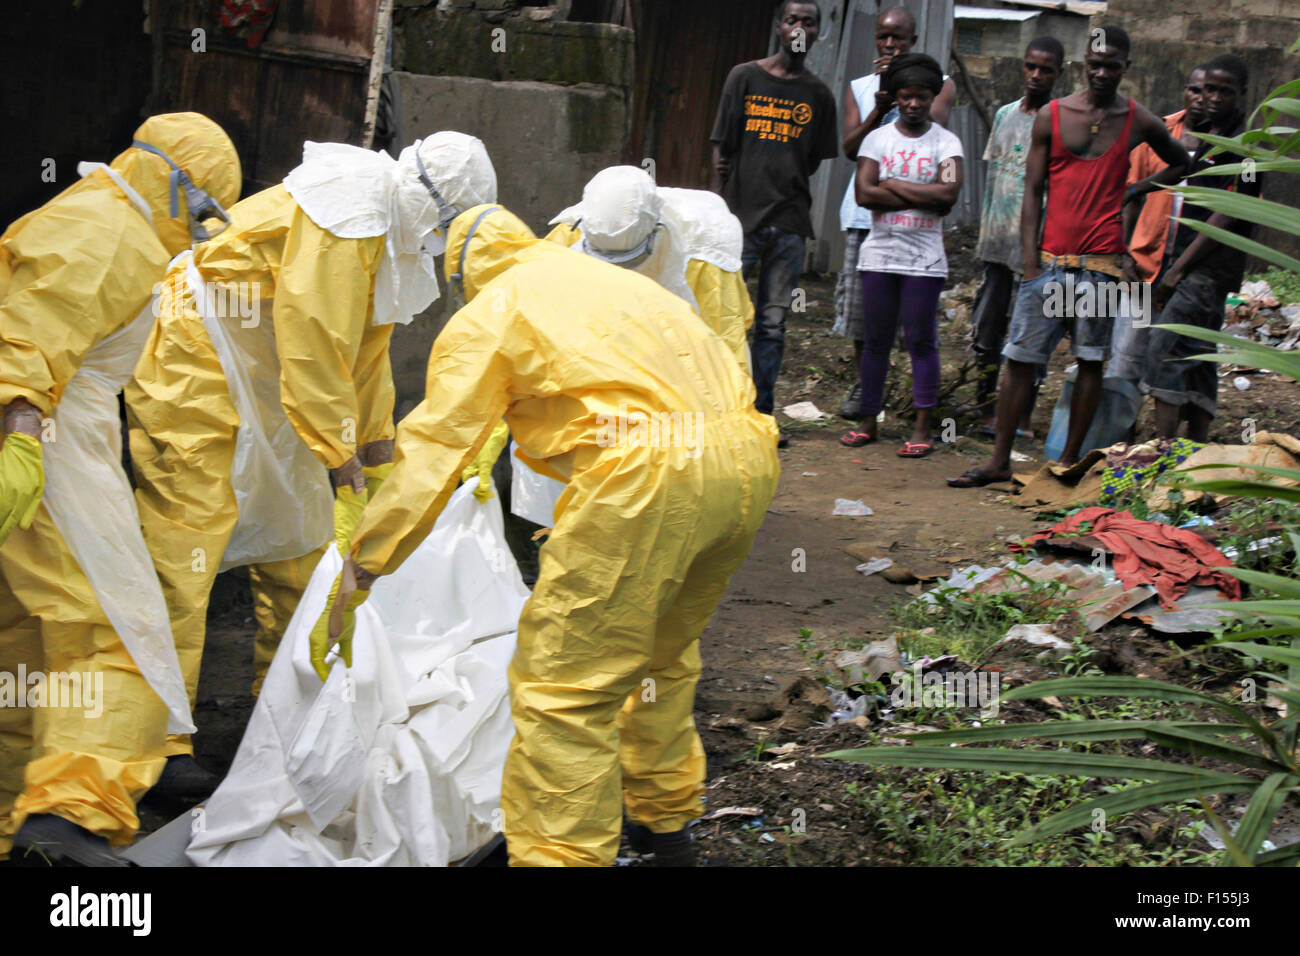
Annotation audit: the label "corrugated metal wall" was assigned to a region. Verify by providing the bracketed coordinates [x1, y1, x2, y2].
[803, 0, 956, 273]
[946, 103, 988, 230]
[624, 0, 774, 188]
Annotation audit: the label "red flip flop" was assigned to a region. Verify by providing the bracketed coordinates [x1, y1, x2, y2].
[840, 431, 877, 447]
[897, 441, 934, 458]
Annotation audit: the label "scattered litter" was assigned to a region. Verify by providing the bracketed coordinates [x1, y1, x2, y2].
[1014, 507, 1243, 609]
[700, 806, 762, 821]
[917, 558, 1154, 631]
[763, 742, 800, 758]
[995, 624, 1073, 659]
[1218, 536, 1284, 563]
[855, 557, 894, 576]
[761, 833, 776, 843]
[1232, 376, 1252, 391]
[833, 498, 874, 516]
[801, 471, 819, 477]
[768, 761, 797, 771]
[1010, 450, 1033, 462]
[782, 401, 828, 421]
[835, 635, 903, 684]
[829, 689, 873, 721]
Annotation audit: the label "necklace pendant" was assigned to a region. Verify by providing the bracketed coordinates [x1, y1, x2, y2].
[1090, 122, 1100, 135]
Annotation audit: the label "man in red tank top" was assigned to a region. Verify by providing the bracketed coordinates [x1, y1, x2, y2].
[950, 26, 1189, 487]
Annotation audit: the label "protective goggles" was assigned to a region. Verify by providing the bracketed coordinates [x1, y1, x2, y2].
[579, 220, 660, 267]
[132, 140, 232, 242]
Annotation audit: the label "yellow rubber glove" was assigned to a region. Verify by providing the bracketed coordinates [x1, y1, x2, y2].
[0, 432, 44, 546]
[332, 483, 369, 558]
[461, 420, 510, 503]
[309, 562, 371, 681]
[363, 461, 393, 499]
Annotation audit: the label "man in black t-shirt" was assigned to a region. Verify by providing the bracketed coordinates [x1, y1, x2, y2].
[1141, 54, 1262, 443]
[710, 1, 839, 439]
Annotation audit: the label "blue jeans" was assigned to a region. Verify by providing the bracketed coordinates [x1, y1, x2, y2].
[742, 226, 805, 416]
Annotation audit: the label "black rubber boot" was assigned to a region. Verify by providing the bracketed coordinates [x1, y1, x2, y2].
[143, 754, 219, 807]
[12, 814, 130, 867]
[624, 822, 696, 867]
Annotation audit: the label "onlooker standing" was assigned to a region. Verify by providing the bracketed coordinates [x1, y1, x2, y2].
[840, 54, 962, 457]
[969, 37, 1063, 438]
[1126, 66, 1207, 283]
[834, 6, 955, 419]
[948, 26, 1189, 486]
[710, 1, 838, 443]
[1108, 65, 1208, 392]
[1142, 54, 1260, 442]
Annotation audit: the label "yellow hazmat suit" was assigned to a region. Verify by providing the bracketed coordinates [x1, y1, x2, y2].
[545, 221, 753, 372]
[127, 132, 497, 746]
[346, 206, 780, 866]
[125, 183, 396, 742]
[0, 114, 240, 856]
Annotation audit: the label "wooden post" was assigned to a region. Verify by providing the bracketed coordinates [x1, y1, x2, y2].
[362, 0, 395, 150]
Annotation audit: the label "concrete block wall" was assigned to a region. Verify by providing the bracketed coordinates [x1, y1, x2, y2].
[387, 1, 633, 415]
[1098, 0, 1300, 268]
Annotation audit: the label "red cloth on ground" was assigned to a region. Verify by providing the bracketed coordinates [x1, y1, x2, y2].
[1013, 507, 1242, 609]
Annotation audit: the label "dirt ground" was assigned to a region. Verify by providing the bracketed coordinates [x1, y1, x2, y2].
[135, 225, 1299, 861]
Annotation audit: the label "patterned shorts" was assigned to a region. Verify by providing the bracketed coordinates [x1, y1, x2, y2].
[833, 228, 868, 340]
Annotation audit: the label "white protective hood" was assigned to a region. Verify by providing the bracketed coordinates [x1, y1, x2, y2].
[656, 186, 744, 274]
[284, 133, 497, 325]
[550, 166, 697, 311]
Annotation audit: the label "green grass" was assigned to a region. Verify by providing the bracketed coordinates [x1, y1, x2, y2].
[1244, 267, 1300, 304]
[892, 562, 1083, 664]
[848, 763, 1215, 866]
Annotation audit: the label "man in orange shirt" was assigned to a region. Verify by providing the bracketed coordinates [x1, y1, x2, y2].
[1126, 66, 1207, 282]
[1105, 66, 1207, 396]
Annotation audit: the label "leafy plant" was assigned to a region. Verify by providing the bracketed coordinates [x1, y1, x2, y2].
[894, 561, 1082, 664]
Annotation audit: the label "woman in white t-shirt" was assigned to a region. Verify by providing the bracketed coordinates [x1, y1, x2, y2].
[839, 53, 963, 458]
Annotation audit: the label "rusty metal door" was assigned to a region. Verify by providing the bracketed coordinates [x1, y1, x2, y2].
[155, 0, 382, 195]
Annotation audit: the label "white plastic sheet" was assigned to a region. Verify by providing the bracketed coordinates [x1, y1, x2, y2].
[183, 255, 334, 570]
[42, 302, 194, 734]
[187, 478, 527, 866]
[509, 442, 565, 527]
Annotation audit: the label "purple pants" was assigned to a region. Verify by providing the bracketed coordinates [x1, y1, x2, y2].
[858, 270, 945, 418]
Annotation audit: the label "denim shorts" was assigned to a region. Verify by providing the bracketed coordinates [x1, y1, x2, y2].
[1002, 265, 1134, 366]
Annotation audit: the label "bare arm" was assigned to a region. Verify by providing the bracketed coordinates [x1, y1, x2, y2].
[1019, 107, 1051, 279]
[843, 85, 893, 160]
[1142, 105, 1192, 175]
[711, 145, 729, 195]
[855, 157, 908, 212]
[881, 157, 962, 213]
[931, 78, 957, 128]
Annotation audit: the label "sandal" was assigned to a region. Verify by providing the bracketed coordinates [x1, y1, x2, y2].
[898, 442, 934, 459]
[946, 467, 1010, 488]
[840, 431, 877, 447]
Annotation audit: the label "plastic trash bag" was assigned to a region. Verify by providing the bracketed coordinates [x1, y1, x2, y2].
[187, 477, 527, 866]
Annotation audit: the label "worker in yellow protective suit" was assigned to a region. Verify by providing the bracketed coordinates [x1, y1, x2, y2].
[546, 165, 753, 372]
[125, 133, 498, 800]
[0, 113, 240, 865]
[313, 205, 779, 866]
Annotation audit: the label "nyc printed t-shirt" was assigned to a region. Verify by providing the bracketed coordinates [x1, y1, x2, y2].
[710, 62, 839, 237]
[856, 120, 963, 278]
